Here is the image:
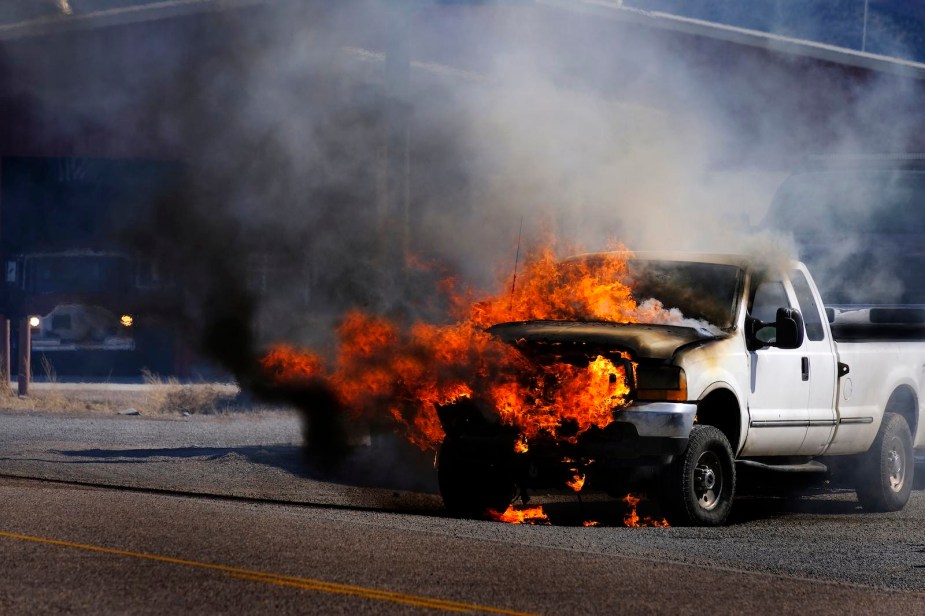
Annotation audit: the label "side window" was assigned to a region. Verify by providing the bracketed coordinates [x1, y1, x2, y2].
[789, 269, 825, 341]
[750, 280, 790, 323]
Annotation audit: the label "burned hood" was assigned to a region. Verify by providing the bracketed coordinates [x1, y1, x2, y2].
[487, 320, 724, 360]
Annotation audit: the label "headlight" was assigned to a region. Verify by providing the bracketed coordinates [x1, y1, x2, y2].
[28, 316, 40, 328]
[635, 365, 688, 402]
[120, 315, 134, 327]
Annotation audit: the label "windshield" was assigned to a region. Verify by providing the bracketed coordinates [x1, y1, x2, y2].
[574, 257, 744, 330]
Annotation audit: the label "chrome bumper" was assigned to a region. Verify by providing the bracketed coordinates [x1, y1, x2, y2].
[612, 402, 698, 439]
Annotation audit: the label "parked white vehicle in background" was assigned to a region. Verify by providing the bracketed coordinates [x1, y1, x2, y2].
[436, 253, 925, 526]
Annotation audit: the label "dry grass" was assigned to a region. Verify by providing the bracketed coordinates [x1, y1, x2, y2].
[0, 370, 284, 417]
[140, 369, 260, 415]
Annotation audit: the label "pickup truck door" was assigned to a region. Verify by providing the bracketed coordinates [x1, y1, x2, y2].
[788, 267, 838, 455]
[742, 278, 810, 456]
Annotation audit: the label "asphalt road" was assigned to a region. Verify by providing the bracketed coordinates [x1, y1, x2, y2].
[1, 411, 925, 614]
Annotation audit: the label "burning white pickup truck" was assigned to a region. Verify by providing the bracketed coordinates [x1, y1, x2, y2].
[435, 253, 925, 526]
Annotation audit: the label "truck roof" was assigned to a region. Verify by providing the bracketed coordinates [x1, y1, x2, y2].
[567, 251, 785, 270]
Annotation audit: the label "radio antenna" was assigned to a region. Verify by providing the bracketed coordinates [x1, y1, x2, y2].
[509, 216, 524, 315]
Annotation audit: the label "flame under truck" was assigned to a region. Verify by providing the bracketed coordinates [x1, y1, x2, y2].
[436, 253, 925, 526]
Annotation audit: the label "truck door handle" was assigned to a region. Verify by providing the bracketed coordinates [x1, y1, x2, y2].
[801, 357, 809, 381]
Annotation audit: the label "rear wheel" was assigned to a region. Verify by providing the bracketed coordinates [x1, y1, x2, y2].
[856, 412, 914, 512]
[437, 437, 516, 518]
[658, 425, 736, 526]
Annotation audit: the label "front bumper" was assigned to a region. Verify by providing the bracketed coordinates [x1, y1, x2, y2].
[573, 401, 697, 463]
[612, 401, 698, 439]
[442, 401, 697, 465]
[438, 400, 698, 490]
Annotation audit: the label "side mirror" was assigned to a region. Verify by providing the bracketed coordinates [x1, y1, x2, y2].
[773, 307, 805, 349]
[746, 307, 805, 350]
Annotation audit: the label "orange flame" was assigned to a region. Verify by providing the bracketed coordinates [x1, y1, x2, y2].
[583, 520, 600, 527]
[467, 245, 638, 327]
[487, 505, 550, 525]
[260, 345, 325, 384]
[566, 473, 586, 492]
[622, 493, 670, 528]
[258, 246, 679, 451]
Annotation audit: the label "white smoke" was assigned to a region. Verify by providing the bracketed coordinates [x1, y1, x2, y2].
[2, 1, 922, 343]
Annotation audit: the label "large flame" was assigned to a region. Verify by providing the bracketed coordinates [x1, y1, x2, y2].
[259, 245, 673, 452]
[467, 245, 637, 327]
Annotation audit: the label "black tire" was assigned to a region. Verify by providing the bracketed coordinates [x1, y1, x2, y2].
[855, 412, 914, 512]
[657, 425, 736, 527]
[437, 437, 516, 518]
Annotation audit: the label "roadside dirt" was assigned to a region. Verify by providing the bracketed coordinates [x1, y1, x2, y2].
[0, 380, 287, 417]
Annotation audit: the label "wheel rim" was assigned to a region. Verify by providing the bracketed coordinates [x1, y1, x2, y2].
[693, 450, 724, 511]
[886, 435, 907, 493]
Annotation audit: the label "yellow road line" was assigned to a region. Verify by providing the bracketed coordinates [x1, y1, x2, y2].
[0, 531, 536, 615]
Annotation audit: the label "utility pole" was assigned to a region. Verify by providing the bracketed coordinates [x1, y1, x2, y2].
[17, 317, 29, 395]
[0, 160, 9, 391]
[0, 316, 8, 389]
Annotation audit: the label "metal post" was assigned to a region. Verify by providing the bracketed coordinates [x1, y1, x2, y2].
[0, 161, 6, 390]
[0, 316, 9, 389]
[17, 317, 29, 396]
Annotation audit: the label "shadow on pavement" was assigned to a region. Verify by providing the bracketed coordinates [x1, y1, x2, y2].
[50, 440, 439, 494]
[50, 444, 304, 473]
[43, 448, 925, 525]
